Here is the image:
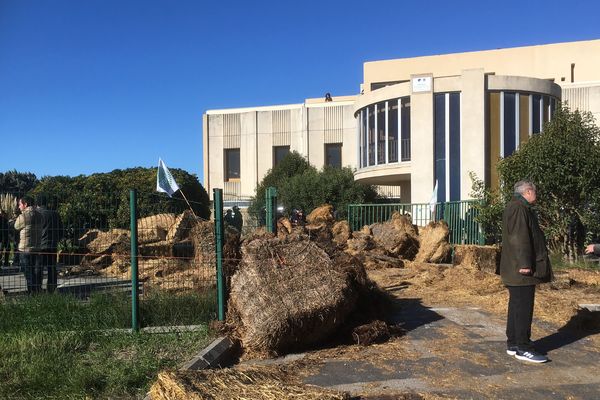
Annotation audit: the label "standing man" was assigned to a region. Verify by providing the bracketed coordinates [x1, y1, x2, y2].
[0, 211, 10, 267]
[13, 196, 43, 294]
[499, 180, 552, 363]
[37, 196, 63, 293]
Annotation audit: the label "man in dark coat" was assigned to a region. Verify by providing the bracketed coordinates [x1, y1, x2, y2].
[37, 196, 63, 293]
[499, 180, 552, 363]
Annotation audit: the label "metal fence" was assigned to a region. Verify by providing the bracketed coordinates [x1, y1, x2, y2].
[0, 190, 219, 329]
[347, 200, 484, 245]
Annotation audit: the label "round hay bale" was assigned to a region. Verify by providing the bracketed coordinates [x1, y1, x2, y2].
[414, 221, 451, 263]
[306, 204, 334, 225]
[166, 210, 195, 243]
[86, 229, 130, 254]
[453, 245, 500, 274]
[138, 213, 177, 231]
[229, 235, 365, 356]
[331, 220, 351, 246]
[370, 212, 419, 259]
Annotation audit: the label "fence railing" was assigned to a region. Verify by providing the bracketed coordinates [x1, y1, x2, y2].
[0, 190, 218, 330]
[347, 200, 484, 245]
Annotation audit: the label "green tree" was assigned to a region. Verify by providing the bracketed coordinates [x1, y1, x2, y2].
[249, 152, 378, 220]
[0, 170, 38, 194]
[475, 105, 600, 259]
[32, 167, 210, 233]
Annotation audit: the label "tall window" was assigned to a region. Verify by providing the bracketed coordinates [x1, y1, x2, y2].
[224, 149, 240, 181]
[273, 146, 290, 167]
[325, 143, 342, 168]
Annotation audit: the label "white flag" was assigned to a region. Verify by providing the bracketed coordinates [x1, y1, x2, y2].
[429, 180, 438, 209]
[156, 158, 180, 197]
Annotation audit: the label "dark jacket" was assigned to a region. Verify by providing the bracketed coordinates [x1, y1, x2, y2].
[499, 195, 553, 286]
[38, 206, 64, 249]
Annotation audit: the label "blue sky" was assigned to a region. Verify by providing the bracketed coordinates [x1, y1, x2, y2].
[1, 0, 599, 184]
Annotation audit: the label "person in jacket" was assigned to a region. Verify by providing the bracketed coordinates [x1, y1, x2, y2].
[37, 196, 63, 293]
[13, 196, 43, 294]
[0, 211, 10, 267]
[499, 180, 552, 363]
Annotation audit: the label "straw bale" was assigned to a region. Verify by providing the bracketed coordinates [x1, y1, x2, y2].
[139, 240, 173, 258]
[305, 222, 332, 239]
[87, 229, 130, 254]
[332, 220, 351, 246]
[453, 245, 500, 274]
[306, 204, 334, 224]
[229, 235, 366, 356]
[414, 221, 451, 263]
[138, 213, 178, 231]
[80, 254, 112, 268]
[190, 220, 215, 266]
[345, 232, 375, 255]
[166, 210, 195, 243]
[78, 229, 100, 248]
[277, 217, 293, 237]
[370, 213, 419, 259]
[150, 366, 350, 400]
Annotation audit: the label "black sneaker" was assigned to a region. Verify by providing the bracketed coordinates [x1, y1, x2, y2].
[506, 346, 518, 356]
[515, 349, 548, 363]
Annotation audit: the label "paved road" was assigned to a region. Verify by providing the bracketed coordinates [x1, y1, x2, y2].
[248, 301, 600, 399]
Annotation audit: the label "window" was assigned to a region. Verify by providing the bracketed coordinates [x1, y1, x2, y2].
[325, 143, 342, 168]
[224, 149, 240, 181]
[273, 146, 290, 167]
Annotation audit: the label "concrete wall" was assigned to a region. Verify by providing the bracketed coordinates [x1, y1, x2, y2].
[363, 39, 600, 93]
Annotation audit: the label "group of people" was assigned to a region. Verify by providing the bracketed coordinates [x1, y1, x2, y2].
[0, 195, 63, 294]
[224, 205, 243, 232]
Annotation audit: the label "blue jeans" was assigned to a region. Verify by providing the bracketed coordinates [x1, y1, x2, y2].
[20, 252, 41, 294]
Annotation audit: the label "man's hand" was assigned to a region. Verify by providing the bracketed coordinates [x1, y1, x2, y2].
[519, 268, 532, 275]
[585, 244, 595, 255]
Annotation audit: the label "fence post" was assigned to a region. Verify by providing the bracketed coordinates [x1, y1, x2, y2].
[129, 189, 139, 333]
[265, 187, 277, 233]
[213, 188, 226, 321]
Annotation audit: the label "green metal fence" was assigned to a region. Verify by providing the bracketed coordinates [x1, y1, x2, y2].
[0, 189, 218, 330]
[347, 200, 484, 245]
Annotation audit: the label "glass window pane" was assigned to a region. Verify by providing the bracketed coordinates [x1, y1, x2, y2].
[401, 97, 411, 161]
[225, 149, 240, 181]
[388, 100, 398, 163]
[368, 105, 375, 166]
[273, 146, 290, 167]
[377, 102, 386, 164]
[325, 143, 342, 168]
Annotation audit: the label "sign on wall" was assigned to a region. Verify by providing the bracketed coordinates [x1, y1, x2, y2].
[412, 76, 432, 93]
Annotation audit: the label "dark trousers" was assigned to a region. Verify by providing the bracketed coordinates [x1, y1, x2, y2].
[20, 252, 41, 294]
[506, 285, 536, 349]
[40, 249, 58, 293]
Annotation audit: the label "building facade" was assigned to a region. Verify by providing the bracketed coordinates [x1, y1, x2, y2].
[203, 39, 600, 205]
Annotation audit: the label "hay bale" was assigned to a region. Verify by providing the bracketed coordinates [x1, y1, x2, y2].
[228, 235, 366, 356]
[190, 220, 215, 266]
[87, 229, 130, 254]
[139, 240, 173, 257]
[345, 233, 375, 256]
[414, 221, 451, 263]
[166, 210, 195, 243]
[453, 245, 500, 274]
[332, 220, 351, 246]
[78, 229, 100, 248]
[306, 204, 334, 225]
[277, 217, 293, 237]
[150, 367, 350, 400]
[370, 212, 419, 259]
[137, 214, 177, 244]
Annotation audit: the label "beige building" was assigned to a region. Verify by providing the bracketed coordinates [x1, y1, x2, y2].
[203, 39, 600, 206]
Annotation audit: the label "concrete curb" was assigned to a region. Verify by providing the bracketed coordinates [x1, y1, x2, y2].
[145, 336, 239, 399]
[180, 335, 240, 370]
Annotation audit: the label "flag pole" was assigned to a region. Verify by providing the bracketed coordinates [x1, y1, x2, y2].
[177, 189, 198, 219]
